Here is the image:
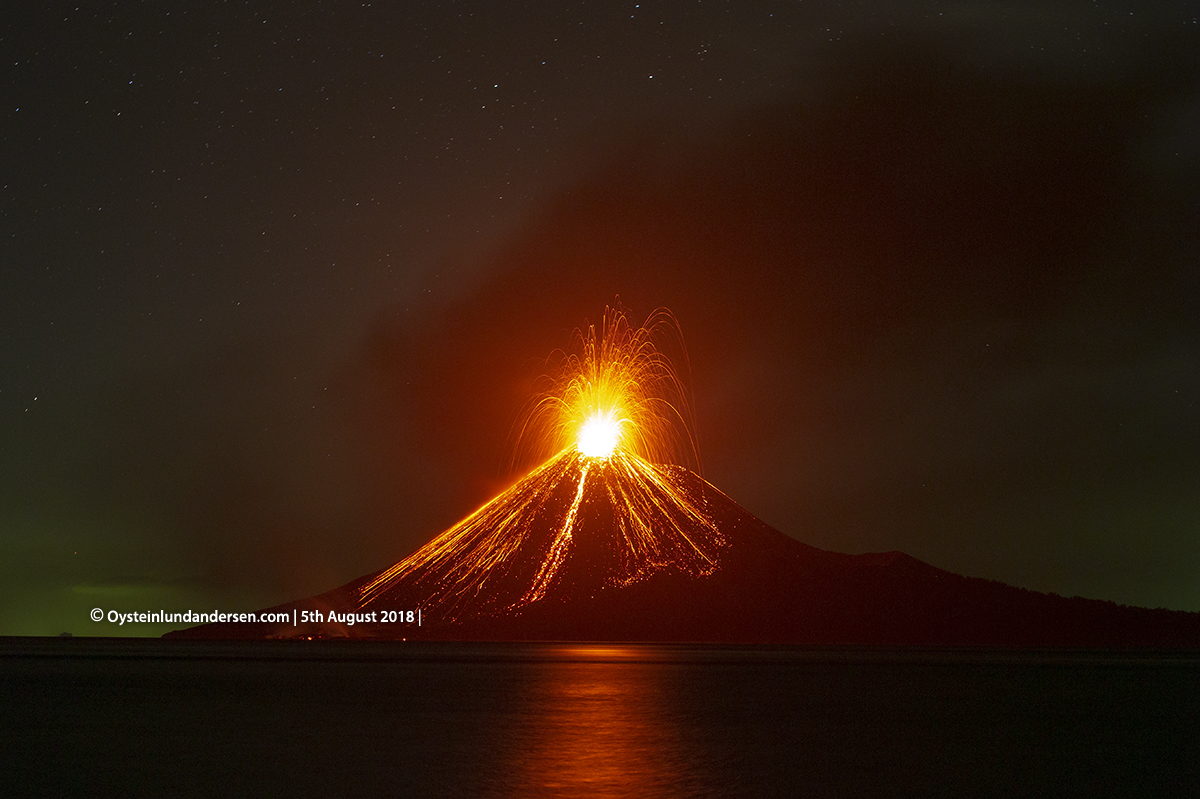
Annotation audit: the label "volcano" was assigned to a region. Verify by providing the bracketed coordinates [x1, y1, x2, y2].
[168, 305, 1200, 646]
[168, 449, 1200, 647]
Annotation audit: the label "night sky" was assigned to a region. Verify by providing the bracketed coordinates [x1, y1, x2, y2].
[3, 2, 1198, 635]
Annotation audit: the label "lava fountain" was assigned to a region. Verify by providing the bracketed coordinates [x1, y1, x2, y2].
[512, 304, 701, 470]
[357, 306, 725, 623]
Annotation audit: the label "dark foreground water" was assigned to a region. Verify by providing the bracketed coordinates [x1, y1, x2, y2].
[2, 640, 1197, 797]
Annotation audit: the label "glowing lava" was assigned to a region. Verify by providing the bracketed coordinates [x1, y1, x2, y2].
[577, 411, 622, 457]
[358, 305, 723, 623]
[513, 304, 700, 472]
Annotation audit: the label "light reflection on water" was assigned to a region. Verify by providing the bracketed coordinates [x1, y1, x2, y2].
[494, 646, 708, 797]
[3, 640, 1198, 797]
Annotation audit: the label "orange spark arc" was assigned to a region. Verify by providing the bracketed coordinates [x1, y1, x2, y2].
[513, 304, 700, 471]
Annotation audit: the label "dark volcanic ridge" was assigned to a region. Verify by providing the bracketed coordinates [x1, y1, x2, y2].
[167, 451, 1200, 647]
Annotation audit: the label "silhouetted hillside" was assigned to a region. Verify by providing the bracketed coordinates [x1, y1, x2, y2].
[168, 455, 1200, 647]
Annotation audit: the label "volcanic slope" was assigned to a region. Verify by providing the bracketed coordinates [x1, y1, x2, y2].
[168, 451, 1200, 647]
[359, 448, 726, 622]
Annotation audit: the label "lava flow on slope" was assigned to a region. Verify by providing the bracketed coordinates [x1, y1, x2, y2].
[357, 447, 726, 624]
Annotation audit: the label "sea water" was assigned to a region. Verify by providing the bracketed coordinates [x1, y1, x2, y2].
[2, 640, 1197, 797]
